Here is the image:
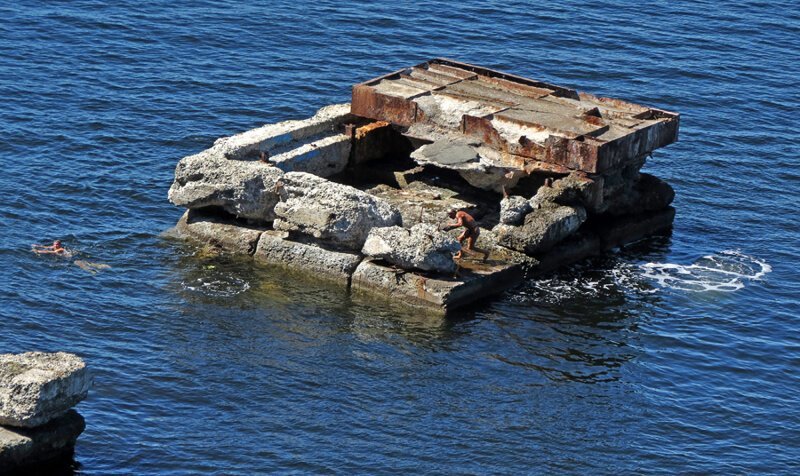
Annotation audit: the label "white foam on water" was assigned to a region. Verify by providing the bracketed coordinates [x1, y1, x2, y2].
[639, 250, 771, 292]
[512, 250, 770, 305]
[182, 276, 251, 297]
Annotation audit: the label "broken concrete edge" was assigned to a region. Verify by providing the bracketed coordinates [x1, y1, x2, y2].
[172, 209, 365, 288]
[213, 103, 354, 161]
[170, 206, 675, 313]
[0, 410, 85, 475]
[168, 209, 529, 313]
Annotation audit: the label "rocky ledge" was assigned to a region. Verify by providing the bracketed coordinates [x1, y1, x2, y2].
[0, 352, 92, 474]
[167, 59, 679, 313]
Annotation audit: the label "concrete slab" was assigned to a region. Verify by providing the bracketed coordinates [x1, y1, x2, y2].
[351, 259, 524, 313]
[269, 133, 351, 178]
[254, 231, 363, 286]
[366, 182, 479, 228]
[214, 103, 354, 161]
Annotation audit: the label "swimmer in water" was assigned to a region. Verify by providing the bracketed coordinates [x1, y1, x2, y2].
[32, 239, 111, 274]
[31, 240, 72, 257]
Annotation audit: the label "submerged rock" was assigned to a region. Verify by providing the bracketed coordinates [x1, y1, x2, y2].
[168, 151, 284, 222]
[362, 224, 461, 273]
[274, 172, 401, 251]
[0, 352, 91, 429]
[499, 195, 532, 225]
[496, 204, 587, 254]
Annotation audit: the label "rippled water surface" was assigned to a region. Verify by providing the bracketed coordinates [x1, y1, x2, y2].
[1, 1, 799, 474]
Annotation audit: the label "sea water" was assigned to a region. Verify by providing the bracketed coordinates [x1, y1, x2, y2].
[1, 0, 798, 473]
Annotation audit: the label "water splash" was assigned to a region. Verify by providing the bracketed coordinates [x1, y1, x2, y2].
[513, 250, 770, 304]
[640, 250, 771, 292]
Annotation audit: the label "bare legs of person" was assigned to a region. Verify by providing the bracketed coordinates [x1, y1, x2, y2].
[454, 231, 490, 261]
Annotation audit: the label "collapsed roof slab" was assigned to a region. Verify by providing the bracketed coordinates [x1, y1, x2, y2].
[351, 58, 679, 176]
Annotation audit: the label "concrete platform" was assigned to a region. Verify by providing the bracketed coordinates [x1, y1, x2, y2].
[352, 58, 679, 175]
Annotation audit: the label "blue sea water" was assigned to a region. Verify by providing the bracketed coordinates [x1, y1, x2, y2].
[1, 0, 799, 473]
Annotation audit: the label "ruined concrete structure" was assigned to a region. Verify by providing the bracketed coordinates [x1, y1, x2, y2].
[168, 59, 679, 313]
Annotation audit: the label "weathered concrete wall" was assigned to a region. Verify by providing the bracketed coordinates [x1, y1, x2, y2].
[174, 209, 266, 254]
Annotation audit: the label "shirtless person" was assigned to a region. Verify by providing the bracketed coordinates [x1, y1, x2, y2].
[443, 209, 490, 260]
[31, 240, 71, 257]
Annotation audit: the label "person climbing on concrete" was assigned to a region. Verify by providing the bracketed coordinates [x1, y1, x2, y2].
[442, 209, 489, 261]
[31, 240, 72, 257]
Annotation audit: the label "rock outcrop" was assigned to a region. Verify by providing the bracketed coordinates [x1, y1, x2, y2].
[362, 224, 461, 273]
[499, 195, 532, 225]
[605, 173, 675, 216]
[496, 204, 587, 255]
[529, 173, 602, 211]
[274, 172, 401, 251]
[168, 152, 284, 222]
[0, 352, 91, 429]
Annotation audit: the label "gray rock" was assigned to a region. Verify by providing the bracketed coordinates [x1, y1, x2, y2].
[172, 209, 265, 255]
[605, 173, 675, 216]
[0, 353, 91, 428]
[496, 204, 587, 254]
[530, 172, 601, 211]
[169, 151, 284, 222]
[499, 195, 532, 225]
[362, 224, 461, 273]
[254, 231, 363, 285]
[0, 409, 85, 473]
[274, 172, 402, 251]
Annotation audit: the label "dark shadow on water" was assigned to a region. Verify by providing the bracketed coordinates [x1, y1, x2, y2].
[5, 456, 81, 476]
[477, 233, 675, 385]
